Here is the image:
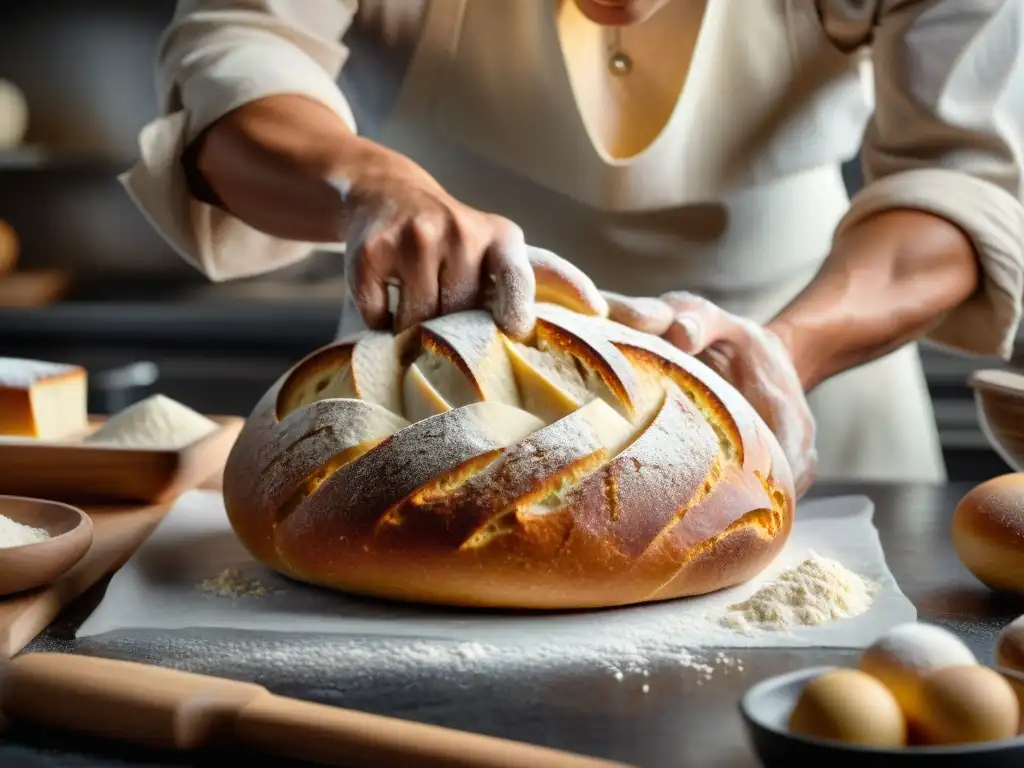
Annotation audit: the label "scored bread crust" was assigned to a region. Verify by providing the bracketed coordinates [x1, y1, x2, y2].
[223, 306, 796, 609]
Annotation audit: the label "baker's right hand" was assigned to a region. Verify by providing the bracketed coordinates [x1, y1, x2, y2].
[337, 146, 606, 339]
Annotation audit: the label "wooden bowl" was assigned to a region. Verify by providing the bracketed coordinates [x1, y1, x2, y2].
[971, 369, 1024, 472]
[0, 496, 93, 596]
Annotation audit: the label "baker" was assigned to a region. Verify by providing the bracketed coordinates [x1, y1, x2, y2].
[123, 0, 1024, 494]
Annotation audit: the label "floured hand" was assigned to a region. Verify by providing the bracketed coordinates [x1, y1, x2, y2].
[339, 146, 606, 338]
[339, 148, 537, 338]
[659, 291, 817, 496]
[603, 291, 676, 335]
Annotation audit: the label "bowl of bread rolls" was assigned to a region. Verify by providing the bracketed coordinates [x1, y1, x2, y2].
[222, 302, 796, 610]
[742, 621, 1024, 767]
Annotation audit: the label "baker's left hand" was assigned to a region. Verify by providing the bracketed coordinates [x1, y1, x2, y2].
[604, 290, 817, 496]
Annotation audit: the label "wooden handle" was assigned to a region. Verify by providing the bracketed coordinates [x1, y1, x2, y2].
[1, 653, 631, 768]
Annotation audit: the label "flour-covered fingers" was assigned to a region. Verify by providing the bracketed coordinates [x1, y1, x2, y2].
[437, 213, 488, 316]
[392, 216, 445, 332]
[603, 291, 675, 335]
[660, 291, 724, 354]
[345, 213, 397, 331]
[529, 247, 609, 317]
[485, 219, 536, 339]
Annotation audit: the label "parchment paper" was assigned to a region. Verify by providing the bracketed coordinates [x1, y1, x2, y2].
[77, 492, 916, 668]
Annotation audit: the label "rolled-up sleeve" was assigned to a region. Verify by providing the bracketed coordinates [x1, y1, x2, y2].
[820, 0, 1024, 359]
[120, 0, 358, 281]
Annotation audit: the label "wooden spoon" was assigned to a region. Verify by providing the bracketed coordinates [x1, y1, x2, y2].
[0, 496, 93, 596]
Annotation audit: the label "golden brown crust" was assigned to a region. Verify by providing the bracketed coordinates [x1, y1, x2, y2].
[224, 307, 796, 609]
[952, 474, 1024, 594]
[0, 219, 17, 276]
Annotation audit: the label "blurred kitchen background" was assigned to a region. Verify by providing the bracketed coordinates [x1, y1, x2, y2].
[0, 0, 1013, 481]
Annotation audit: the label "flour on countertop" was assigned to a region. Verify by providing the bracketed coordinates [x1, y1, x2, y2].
[86, 394, 218, 450]
[199, 568, 278, 599]
[0, 514, 50, 547]
[718, 552, 878, 634]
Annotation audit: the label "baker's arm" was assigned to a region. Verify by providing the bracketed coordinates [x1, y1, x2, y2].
[120, 0, 359, 281]
[768, 0, 1024, 390]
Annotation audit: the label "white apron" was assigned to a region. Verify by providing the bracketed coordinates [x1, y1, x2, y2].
[339, 0, 946, 483]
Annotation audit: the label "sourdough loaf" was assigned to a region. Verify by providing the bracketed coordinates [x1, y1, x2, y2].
[223, 305, 796, 609]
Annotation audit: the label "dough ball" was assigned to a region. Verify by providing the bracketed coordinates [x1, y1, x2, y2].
[916, 665, 1019, 745]
[789, 668, 906, 748]
[859, 622, 977, 724]
[997, 615, 1024, 674]
[952, 474, 1024, 594]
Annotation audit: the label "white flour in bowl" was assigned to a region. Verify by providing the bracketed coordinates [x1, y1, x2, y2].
[0, 514, 49, 547]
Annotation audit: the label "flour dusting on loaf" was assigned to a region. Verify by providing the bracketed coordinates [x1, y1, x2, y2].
[224, 306, 795, 609]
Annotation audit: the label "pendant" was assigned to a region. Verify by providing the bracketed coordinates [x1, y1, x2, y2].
[608, 51, 633, 76]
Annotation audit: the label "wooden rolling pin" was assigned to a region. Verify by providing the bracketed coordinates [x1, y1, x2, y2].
[0, 653, 631, 768]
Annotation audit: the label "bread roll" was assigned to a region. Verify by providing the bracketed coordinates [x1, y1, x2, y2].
[0, 219, 18, 276]
[223, 306, 796, 609]
[997, 616, 1024, 674]
[952, 474, 1024, 594]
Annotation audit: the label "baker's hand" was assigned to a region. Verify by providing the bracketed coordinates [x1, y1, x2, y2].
[603, 290, 816, 494]
[339, 148, 605, 338]
[659, 291, 817, 496]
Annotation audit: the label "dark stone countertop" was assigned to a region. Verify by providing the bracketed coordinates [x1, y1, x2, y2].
[0, 481, 1019, 768]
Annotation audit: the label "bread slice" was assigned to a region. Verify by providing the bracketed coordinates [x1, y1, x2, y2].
[402, 363, 452, 423]
[534, 303, 663, 425]
[503, 339, 585, 424]
[277, 332, 402, 420]
[414, 311, 522, 409]
[0, 358, 87, 440]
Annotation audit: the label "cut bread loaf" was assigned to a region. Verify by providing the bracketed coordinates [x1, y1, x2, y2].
[224, 306, 796, 609]
[0, 358, 88, 440]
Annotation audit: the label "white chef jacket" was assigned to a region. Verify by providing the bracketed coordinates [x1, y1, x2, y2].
[121, 0, 1024, 483]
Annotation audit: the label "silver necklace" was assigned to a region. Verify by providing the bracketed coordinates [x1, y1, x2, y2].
[607, 27, 633, 76]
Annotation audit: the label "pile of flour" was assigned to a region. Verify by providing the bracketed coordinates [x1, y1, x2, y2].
[718, 552, 879, 634]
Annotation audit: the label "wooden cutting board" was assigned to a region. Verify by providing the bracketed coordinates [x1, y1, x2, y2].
[0, 417, 243, 505]
[0, 501, 171, 657]
[0, 424, 238, 657]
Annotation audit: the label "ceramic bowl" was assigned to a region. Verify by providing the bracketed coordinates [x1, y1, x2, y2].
[0, 495, 93, 595]
[740, 665, 1024, 768]
[971, 369, 1024, 472]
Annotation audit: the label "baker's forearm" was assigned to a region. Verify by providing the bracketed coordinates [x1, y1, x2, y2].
[767, 210, 980, 391]
[189, 94, 370, 243]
